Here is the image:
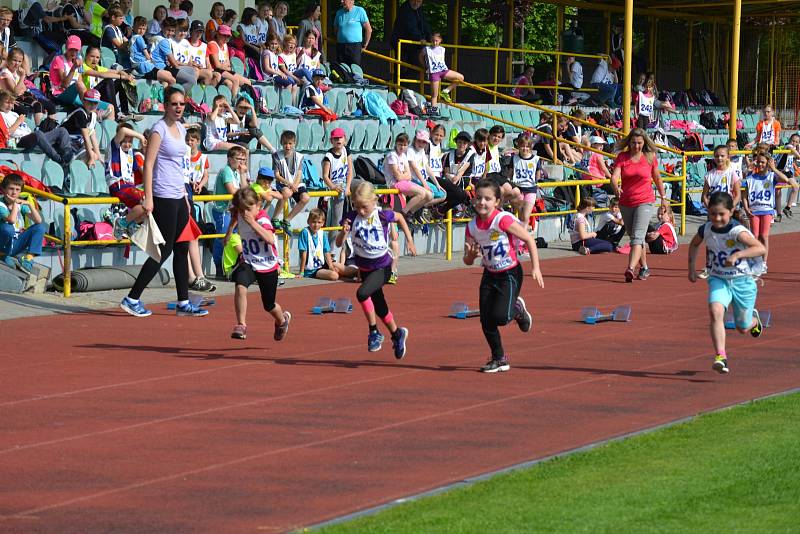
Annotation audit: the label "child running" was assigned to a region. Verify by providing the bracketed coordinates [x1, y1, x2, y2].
[688, 191, 766, 374]
[335, 182, 417, 358]
[742, 150, 790, 273]
[463, 179, 544, 373]
[225, 187, 291, 342]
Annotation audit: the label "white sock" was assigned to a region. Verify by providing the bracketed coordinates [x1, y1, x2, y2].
[442, 88, 450, 93]
[126, 297, 139, 304]
[177, 300, 189, 306]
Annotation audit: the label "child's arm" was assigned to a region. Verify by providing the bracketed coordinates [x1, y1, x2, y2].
[242, 210, 276, 244]
[198, 166, 209, 191]
[577, 217, 596, 240]
[291, 158, 304, 189]
[598, 157, 612, 180]
[335, 216, 350, 247]
[321, 159, 339, 192]
[8, 113, 25, 135]
[506, 220, 544, 287]
[687, 233, 703, 282]
[728, 230, 766, 265]
[297, 250, 307, 274]
[731, 179, 742, 207]
[345, 156, 354, 195]
[701, 176, 711, 206]
[610, 163, 622, 197]
[462, 237, 480, 266]
[114, 126, 147, 147]
[392, 211, 417, 256]
[223, 211, 239, 243]
[324, 251, 336, 270]
[3, 199, 20, 224]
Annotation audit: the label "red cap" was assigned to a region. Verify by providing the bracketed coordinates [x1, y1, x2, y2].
[217, 25, 232, 36]
[330, 127, 346, 139]
[66, 35, 82, 50]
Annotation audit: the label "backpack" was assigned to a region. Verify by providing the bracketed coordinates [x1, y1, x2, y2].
[360, 90, 398, 125]
[0, 164, 52, 193]
[389, 99, 409, 117]
[328, 62, 355, 84]
[354, 156, 386, 185]
[699, 111, 717, 130]
[302, 157, 324, 190]
[78, 221, 114, 241]
[401, 89, 425, 116]
[682, 131, 704, 161]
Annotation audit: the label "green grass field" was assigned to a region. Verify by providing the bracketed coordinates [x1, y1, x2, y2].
[319, 392, 800, 533]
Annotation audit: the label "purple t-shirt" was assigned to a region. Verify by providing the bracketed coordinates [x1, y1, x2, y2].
[341, 208, 396, 270]
[151, 119, 188, 199]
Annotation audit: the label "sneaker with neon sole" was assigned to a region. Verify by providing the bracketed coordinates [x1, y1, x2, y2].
[712, 355, 729, 374]
[750, 309, 763, 338]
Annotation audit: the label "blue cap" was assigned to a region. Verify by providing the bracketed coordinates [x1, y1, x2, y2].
[257, 166, 275, 179]
[312, 68, 326, 78]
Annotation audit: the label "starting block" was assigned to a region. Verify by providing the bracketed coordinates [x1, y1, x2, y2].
[311, 297, 353, 314]
[724, 309, 772, 329]
[449, 302, 480, 319]
[166, 294, 216, 310]
[582, 304, 632, 324]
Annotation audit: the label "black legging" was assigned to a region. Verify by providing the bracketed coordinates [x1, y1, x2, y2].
[356, 266, 392, 320]
[128, 197, 190, 301]
[479, 263, 523, 360]
[437, 177, 470, 213]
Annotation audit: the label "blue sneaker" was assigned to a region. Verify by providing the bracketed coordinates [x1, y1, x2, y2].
[16, 255, 34, 274]
[120, 297, 152, 317]
[175, 301, 209, 317]
[368, 330, 384, 352]
[392, 327, 408, 360]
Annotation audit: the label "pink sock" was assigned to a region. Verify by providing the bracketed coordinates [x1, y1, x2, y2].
[360, 298, 374, 314]
[717, 349, 727, 357]
[380, 311, 394, 326]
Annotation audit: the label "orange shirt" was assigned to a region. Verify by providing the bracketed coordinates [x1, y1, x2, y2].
[756, 118, 781, 146]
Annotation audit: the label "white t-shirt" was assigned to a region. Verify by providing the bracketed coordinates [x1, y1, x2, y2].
[568, 212, 592, 244]
[383, 150, 409, 188]
[1, 110, 32, 139]
[171, 38, 190, 64]
[204, 114, 230, 150]
[424, 45, 448, 74]
[406, 145, 430, 181]
[239, 210, 280, 272]
[324, 149, 349, 186]
[186, 40, 208, 68]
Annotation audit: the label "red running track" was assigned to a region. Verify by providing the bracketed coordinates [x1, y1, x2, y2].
[1, 233, 799, 532]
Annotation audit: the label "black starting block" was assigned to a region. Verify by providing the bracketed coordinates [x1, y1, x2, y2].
[724, 309, 772, 329]
[449, 302, 480, 319]
[312, 297, 353, 314]
[167, 294, 216, 309]
[581, 304, 632, 324]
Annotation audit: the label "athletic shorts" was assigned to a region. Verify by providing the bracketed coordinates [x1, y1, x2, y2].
[708, 275, 757, 329]
[430, 70, 451, 83]
[231, 262, 277, 287]
[109, 182, 145, 209]
[393, 180, 417, 194]
[275, 183, 308, 202]
[620, 203, 655, 246]
[486, 172, 511, 188]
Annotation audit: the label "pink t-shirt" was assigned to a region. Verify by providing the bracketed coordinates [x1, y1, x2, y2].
[588, 152, 605, 181]
[615, 151, 658, 207]
[49, 55, 76, 96]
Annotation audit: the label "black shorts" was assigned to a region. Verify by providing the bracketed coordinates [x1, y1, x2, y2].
[518, 186, 538, 195]
[486, 172, 511, 188]
[275, 183, 308, 202]
[143, 68, 160, 81]
[231, 263, 280, 312]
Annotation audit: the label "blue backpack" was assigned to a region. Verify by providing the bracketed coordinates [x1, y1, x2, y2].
[360, 91, 397, 125]
[302, 158, 324, 190]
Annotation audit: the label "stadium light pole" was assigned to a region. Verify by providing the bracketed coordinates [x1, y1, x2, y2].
[729, 0, 742, 139]
[622, 0, 633, 133]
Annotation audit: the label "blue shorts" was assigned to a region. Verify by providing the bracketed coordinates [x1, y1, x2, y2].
[708, 275, 758, 329]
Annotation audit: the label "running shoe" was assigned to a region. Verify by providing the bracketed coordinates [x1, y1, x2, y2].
[637, 267, 651, 280]
[774, 213, 782, 223]
[762, 263, 768, 274]
[189, 276, 217, 292]
[439, 90, 453, 104]
[392, 327, 409, 360]
[231, 324, 247, 339]
[274, 311, 291, 341]
[112, 216, 128, 240]
[697, 269, 710, 279]
[514, 296, 532, 333]
[176, 301, 209, 317]
[120, 297, 152, 317]
[387, 271, 398, 285]
[783, 206, 793, 218]
[578, 245, 590, 255]
[712, 354, 729, 374]
[481, 358, 510, 373]
[750, 309, 763, 338]
[368, 330, 384, 352]
[1, 254, 17, 269]
[624, 268, 635, 283]
[15, 255, 34, 274]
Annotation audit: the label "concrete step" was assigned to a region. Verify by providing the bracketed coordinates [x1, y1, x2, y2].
[0, 261, 51, 294]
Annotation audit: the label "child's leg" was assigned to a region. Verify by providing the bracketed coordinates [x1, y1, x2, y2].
[584, 237, 615, 253]
[234, 283, 248, 325]
[789, 178, 799, 207]
[314, 268, 340, 281]
[356, 267, 396, 332]
[478, 265, 523, 361]
[10, 222, 47, 257]
[390, 225, 399, 274]
[402, 183, 433, 214]
[188, 239, 203, 281]
[0, 222, 14, 256]
[430, 79, 440, 106]
[708, 302, 727, 355]
[286, 192, 310, 221]
[443, 70, 465, 91]
[520, 199, 535, 232]
[732, 276, 760, 334]
[255, 269, 285, 325]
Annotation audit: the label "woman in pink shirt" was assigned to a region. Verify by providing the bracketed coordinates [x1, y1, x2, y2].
[611, 128, 668, 282]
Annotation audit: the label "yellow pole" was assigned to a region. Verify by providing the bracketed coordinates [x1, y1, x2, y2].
[729, 0, 742, 139]
[446, 208, 453, 260]
[552, 112, 559, 163]
[555, 6, 564, 106]
[452, 0, 460, 100]
[622, 0, 633, 133]
[282, 202, 290, 273]
[321, 0, 328, 60]
[63, 203, 71, 297]
[769, 18, 776, 107]
[680, 155, 687, 235]
[685, 22, 693, 89]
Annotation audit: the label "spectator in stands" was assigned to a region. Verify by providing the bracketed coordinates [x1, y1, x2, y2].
[611, 127, 668, 282]
[206, 2, 225, 42]
[0, 173, 45, 274]
[776, 133, 800, 218]
[383, 132, 434, 219]
[302, 69, 339, 124]
[569, 198, 614, 255]
[297, 3, 323, 59]
[610, 23, 623, 75]
[1, 48, 57, 126]
[5, 93, 74, 167]
[274, 34, 302, 98]
[168, 0, 189, 20]
[564, 55, 583, 96]
[642, 73, 677, 120]
[223, 10, 247, 65]
[645, 204, 678, 255]
[595, 197, 625, 247]
[270, 2, 289, 42]
[0, 7, 19, 66]
[182, 127, 216, 294]
[131, 17, 176, 85]
[152, 18, 198, 92]
[512, 65, 542, 103]
[204, 95, 241, 152]
[211, 145, 250, 277]
[390, 0, 431, 80]
[107, 123, 148, 239]
[121, 86, 207, 318]
[187, 20, 221, 87]
[180, 1, 194, 21]
[752, 104, 781, 147]
[102, 8, 129, 66]
[282, 34, 314, 84]
[272, 130, 311, 231]
[589, 56, 621, 107]
[78, 45, 138, 122]
[407, 129, 446, 208]
[256, 3, 273, 48]
[421, 32, 464, 112]
[334, 0, 372, 67]
[61, 0, 100, 48]
[50, 35, 85, 108]
[208, 24, 252, 100]
[297, 208, 340, 280]
[16, 1, 69, 54]
[119, 0, 135, 35]
[299, 32, 324, 74]
[322, 127, 355, 228]
[238, 7, 263, 65]
[467, 128, 491, 183]
[147, 5, 168, 39]
[586, 135, 612, 186]
[61, 88, 103, 168]
[261, 33, 283, 82]
[85, 0, 107, 43]
[227, 97, 274, 152]
[441, 131, 475, 213]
